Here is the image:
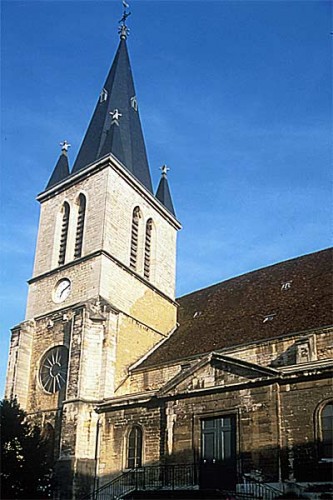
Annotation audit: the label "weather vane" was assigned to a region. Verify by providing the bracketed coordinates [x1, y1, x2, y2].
[118, 1, 131, 39]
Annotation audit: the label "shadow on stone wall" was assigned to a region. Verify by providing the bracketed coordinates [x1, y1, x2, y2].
[54, 440, 333, 500]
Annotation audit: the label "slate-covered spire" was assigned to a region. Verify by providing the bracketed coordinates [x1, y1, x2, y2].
[72, 16, 153, 192]
[46, 141, 71, 189]
[155, 165, 176, 216]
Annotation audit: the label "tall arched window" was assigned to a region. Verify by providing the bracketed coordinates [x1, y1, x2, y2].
[41, 422, 55, 464]
[58, 202, 70, 266]
[144, 219, 153, 280]
[321, 402, 333, 459]
[74, 194, 86, 259]
[127, 426, 142, 469]
[130, 207, 141, 270]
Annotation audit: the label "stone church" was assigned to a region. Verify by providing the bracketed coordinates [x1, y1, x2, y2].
[5, 10, 332, 500]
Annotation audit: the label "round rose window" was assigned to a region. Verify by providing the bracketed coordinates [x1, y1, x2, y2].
[39, 346, 69, 394]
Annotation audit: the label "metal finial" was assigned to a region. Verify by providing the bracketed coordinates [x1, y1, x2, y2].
[60, 140, 71, 153]
[119, 1, 131, 39]
[118, 24, 130, 40]
[160, 165, 170, 177]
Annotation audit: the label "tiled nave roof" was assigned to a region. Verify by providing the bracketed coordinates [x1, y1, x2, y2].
[140, 248, 332, 368]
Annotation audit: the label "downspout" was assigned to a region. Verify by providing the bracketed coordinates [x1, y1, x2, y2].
[275, 382, 282, 483]
[65, 312, 75, 401]
[93, 417, 102, 499]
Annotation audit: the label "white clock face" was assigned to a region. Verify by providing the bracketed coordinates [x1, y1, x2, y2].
[53, 278, 71, 303]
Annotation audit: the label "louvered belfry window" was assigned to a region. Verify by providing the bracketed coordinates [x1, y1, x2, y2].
[130, 207, 141, 270]
[74, 194, 86, 259]
[144, 219, 153, 280]
[58, 202, 70, 266]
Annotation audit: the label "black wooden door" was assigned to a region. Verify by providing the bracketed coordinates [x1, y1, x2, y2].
[200, 416, 237, 490]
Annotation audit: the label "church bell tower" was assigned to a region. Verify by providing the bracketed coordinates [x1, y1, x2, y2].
[5, 8, 180, 498]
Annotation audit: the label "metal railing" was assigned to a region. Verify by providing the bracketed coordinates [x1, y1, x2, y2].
[240, 474, 283, 500]
[84, 466, 286, 500]
[87, 463, 199, 500]
[92, 469, 135, 500]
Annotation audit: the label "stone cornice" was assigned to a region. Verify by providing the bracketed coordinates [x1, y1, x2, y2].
[28, 249, 178, 307]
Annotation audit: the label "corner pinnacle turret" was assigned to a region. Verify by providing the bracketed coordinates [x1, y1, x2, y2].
[72, 3, 153, 192]
[46, 141, 70, 189]
[156, 165, 176, 216]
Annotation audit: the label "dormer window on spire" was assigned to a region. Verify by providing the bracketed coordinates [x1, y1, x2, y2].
[99, 88, 108, 103]
[130, 96, 138, 111]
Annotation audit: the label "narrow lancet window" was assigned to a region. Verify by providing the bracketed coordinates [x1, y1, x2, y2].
[130, 207, 141, 270]
[74, 194, 86, 259]
[127, 426, 142, 469]
[144, 219, 153, 280]
[321, 403, 333, 459]
[58, 202, 70, 266]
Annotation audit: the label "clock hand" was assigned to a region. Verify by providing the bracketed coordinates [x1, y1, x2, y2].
[60, 284, 70, 297]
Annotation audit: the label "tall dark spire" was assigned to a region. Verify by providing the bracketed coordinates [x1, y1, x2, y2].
[46, 141, 71, 189]
[156, 165, 176, 216]
[72, 9, 153, 192]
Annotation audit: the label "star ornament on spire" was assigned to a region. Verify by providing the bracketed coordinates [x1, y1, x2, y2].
[110, 109, 122, 126]
[60, 140, 71, 153]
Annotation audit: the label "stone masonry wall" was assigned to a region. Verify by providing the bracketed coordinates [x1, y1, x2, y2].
[104, 167, 178, 299]
[97, 372, 332, 488]
[5, 322, 34, 410]
[114, 314, 169, 390]
[27, 160, 178, 330]
[124, 328, 333, 397]
[119, 364, 182, 395]
[98, 404, 162, 487]
[164, 384, 280, 480]
[33, 168, 108, 277]
[232, 328, 332, 367]
[100, 255, 177, 335]
[26, 313, 72, 414]
[279, 376, 332, 482]
[26, 255, 102, 319]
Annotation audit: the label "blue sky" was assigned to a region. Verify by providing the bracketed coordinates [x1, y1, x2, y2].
[1, 0, 331, 397]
